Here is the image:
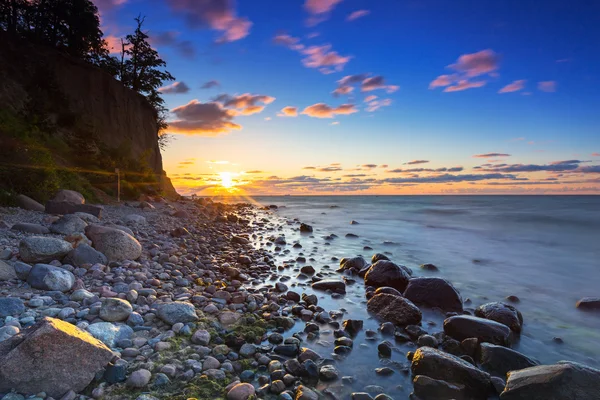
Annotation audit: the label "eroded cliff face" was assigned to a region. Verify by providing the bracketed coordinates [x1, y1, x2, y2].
[0, 31, 177, 198]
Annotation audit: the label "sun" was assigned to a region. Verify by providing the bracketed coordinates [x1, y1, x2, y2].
[219, 172, 235, 188]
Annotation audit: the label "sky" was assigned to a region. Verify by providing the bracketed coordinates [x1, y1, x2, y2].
[96, 0, 600, 195]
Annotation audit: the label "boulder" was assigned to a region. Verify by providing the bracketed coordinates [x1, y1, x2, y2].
[374, 286, 403, 297]
[87, 322, 133, 348]
[479, 343, 538, 378]
[500, 361, 600, 400]
[99, 298, 133, 322]
[0, 298, 25, 318]
[300, 223, 313, 233]
[228, 383, 255, 400]
[156, 302, 199, 325]
[312, 280, 346, 293]
[85, 225, 141, 262]
[475, 302, 523, 333]
[411, 346, 493, 398]
[12, 261, 32, 280]
[49, 215, 87, 235]
[27, 264, 75, 292]
[364, 260, 410, 292]
[575, 297, 600, 311]
[0, 317, 112, 397]
[444, 315, 512, 346]
[0, 260, 17, 281]
[64, 244, 107, 268]
[19, 236, 72, 263]
[367, 293, 422, 326]
[45, 201, 102, 218]
[403, 277, 463, 312]
[11, 223, 50, 234]
[15, 194, 45, 212]
[412, 375, 468, 400]
[371, 253, 390, 263]
[339, 256, 367, 272]
[52, 190, 85, 204]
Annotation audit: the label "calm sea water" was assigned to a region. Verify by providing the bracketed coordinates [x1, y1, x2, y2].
[244, 195, 600, 396]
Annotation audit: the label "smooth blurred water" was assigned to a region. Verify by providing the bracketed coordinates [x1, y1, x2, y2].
[251, 195, 600, 371]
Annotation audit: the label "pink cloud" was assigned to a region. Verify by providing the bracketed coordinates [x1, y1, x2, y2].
[159, 81, 190, 94]
[278, 106, 298, 117]
[364, 95, 377, 103]
[304, 0, 343, 26]
[334, 74, 398, 95]
[333, 85, 354, 96]
[538, 81, 557, 92]
[366, 98, 392, 112]
[449, 49, 499, 78]
[169, 100, 241, 136]
[347, 9, 370, 21]
[498, 79, 526, 93]
[302, 103, 357, 118]
[104, 35, 125, 54]
[444, 80, 486, 92]
[429, 74, 455, 89]
[301, 45, 351, 73]
[273, 34, 304, 50]
[592, 153, 600, 157]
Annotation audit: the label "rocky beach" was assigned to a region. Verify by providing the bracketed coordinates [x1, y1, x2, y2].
[0, 191, 599, 400]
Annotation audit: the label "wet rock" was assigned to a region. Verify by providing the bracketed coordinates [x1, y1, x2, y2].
[374, 286, 403, 297]
[15, 194, 45, 211]
[501, 361, 600, 400]
[479, 343, 538, 378]
[227, 382, 256, 400]
[50, 215, 87, 235]
[85, 225, 141, 262]
[413, 375, 468, 399]
[404, 277, 463, 312]
[0, 260, 17, 281]
[378, 341, 392, 358]
[0, 317, 112, 397]
[312, 280, 346, 293]
[63, 244, 107, 268]
[444, 315, 512, 346]
[45, 200, 102, 218]
[411, 346, 493, 399]
[27, 264, 75, 292]
[319, 364, 340, 381]
[19, 237, 72, 263]
[575, 297, 600, 311]
[156, 302, 199, 325]
[420, 263, 439, 271]
[475, 302, 523, 333]
[339, 256, 367, 272]
[342, 319, 364, 336]
[0, 297, 25, 318]
[367, 293, 422, 326]
[295, 385, 319, 400]
[52, 189, 85, 204]
[300, 223, 313, 233]
[99, 298, 133, 322]
[364, 260, 410, 292]
[11, 223, 50, 234]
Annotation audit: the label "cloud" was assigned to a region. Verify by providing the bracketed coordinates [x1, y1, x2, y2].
[499, 79, 526, 94]
[302, 166, 316, 170]
[538, 81, 557, 92]
[159, 81, 190, 94]
[334, 74, 399, 95]
[387, 166, 464, 173]
[150, 31, 195, 58]
[592, 153, 600, 157]
[406, 160, 429, 165]
[366, 98, 392, 112]
[318, 166, 343, 172]
[302, 103, 358, 118]
[382, 173, 517, 184]
[480, 160, 582, 173]
[169, 100, 241, 136]
[304, 0, 342, 26]
[473, 153, 511, 158]
[332, 85, 354, 96]
[213, 93, 275, 110]
[278, 106, 298, 117]
[577, 166, 600, 173]
[165, 0, 251, 43]
[364, 95, 377, 102]
[201, 80, 220, 89]
[361, 76, 399, 92]
[301, 45, 351, 73]
[430, 49, 499, 92]
[273, 34, 304, 50]
[347, 9, 370, 21]
[362, 164, 378, 168]
[245, 170, 263, 174]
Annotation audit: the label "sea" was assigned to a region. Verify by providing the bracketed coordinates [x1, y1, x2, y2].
[245, 195, 600, 397]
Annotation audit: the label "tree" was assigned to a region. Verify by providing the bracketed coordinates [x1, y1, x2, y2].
[0, 0, 29, 34]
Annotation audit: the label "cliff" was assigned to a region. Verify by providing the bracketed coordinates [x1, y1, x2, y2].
[0, 31, 177, 203]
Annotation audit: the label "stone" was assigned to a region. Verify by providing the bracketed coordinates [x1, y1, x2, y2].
[0, 317, 113, 397]
[475, 302, 523, 333]
[0, 260, 17, 281]
[500, 361, 600, 400]
[11, 223, 50, 234]
[311, 280, 346, 293]
[576, 297, 600, 311]
[219, 311, 242, 326]
[45, 201, 102, 218]
[156, 302, 199, 325]
[227, 383, 256, 400]
[339, 256, 367, 272]
[0, 298, 25, 318]
[19, 237, 72, 263]
[13, 261, 32, 280]
[300, 223, 313, 233]
[364, 260, 410, 292]
[411, 347, 493, 399]
[87, 322, 133, 348]
[191, 329, 211, 345]
[319, 364, 340, 381]
[50, 215, 87, 235]
[403, 277, 463, 313]
[15, 194, 45, 211]
[479, 343, 538, 378]
[85, 225, 141, 262]
[296, 385, 319, 400]
[203, 356, 221, 370]
[342, 319, 364, 336]
[70, 289, 95, 302]
[124, 214, 147, 225]
[27, 264, 75, 292]
[412, 375, 468, 399]
[444, 315, 512, 346]
[52, 190, 85, 204]
[99, 298, 133, 322]
[64, 244, 107, 268]
[127, 369, 151, 388]
[367, 293, 422, 326]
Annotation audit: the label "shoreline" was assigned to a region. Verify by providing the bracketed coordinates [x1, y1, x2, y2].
[0, 195, 599, 399]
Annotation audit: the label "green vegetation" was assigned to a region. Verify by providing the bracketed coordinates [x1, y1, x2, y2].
[224, 314, 271, 343]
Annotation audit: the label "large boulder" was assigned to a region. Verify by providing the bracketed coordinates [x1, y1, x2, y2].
[0, 260, 17, 281]
[475, 302, 523, 333]
[411, 346, 493, 399]
[576, 297, 600, 311]
[500, 361, 600, 400]
[11, 223, 50, 234]
[85, 225, 141, 262]
[15, 194, 45, 212]
[156, 302, 199, 325]
[403, 277, 463, 312]
[0, 298, 25, 318]
[364, 260, 410, 291]
[19, 236, 72, 263]
[45, 201, 102, 218]
[64, 243, 107, 268]
[444, 315, 512, 346]
[479, 343, 538, 378]
[27, 264, 75, 292]
[50, 215, 88, 235]
[339, 256, 367, 272]
[0, 317, 113, 397]
[52, 190, 85, 204]
[367, 293, 422, 326]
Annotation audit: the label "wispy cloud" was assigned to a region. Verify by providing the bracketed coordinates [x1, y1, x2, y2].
[159, 81, 190, 94]
[406, 160, 429, 165]
[430, 49, 499, 92]
[201, 80, 220, 89]
[473, 153, 511, 158]
[151, 31, 195, 58]
[499, 79, 526, 94]
[538, 81, 557, 92]
[302, 103, 358, 118]
[347, 9, 370, 21]
[304, 0, 343, 26]
[278, 106, 298, 117]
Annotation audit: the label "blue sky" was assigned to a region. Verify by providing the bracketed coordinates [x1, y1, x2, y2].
[97, 0, 600, 195]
